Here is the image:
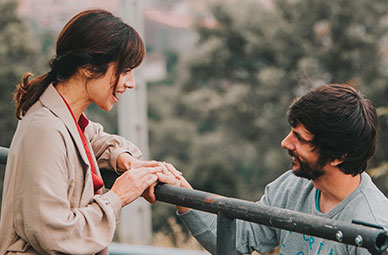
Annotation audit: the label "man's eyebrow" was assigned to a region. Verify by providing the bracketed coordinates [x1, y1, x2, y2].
[293, 130, 312, 143]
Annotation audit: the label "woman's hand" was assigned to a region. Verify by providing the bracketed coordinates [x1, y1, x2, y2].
[117, 153, 182, 178]
[142, 162, 183, 204]
[117, 153, 183, 203]
[110, 166, 163, 207]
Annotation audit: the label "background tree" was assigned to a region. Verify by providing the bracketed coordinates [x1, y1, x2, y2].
[0, 0, 49, 208]
[0, 0, 43, 147]
[0, 0, 387, 243]
[149, 0, 388, 235]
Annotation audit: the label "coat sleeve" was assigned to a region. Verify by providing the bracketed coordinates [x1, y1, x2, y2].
[13, 122, 121, 254]
[84, 120, 143, 173]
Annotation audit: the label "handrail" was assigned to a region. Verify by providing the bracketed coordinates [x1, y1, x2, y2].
[0, 146, 7, 165]
[154, 183, 388, 255]
[1, 146, 388, 255]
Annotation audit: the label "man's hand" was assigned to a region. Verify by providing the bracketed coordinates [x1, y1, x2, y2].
[156, 164, 192, 214]
[142, 161, 183, 203]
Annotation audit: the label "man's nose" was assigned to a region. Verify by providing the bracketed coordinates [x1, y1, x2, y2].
[281, 131, 295, 151]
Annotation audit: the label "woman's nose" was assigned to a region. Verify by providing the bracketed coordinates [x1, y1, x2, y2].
[125, 81, 135, 89]
[124, 72, 136, 89]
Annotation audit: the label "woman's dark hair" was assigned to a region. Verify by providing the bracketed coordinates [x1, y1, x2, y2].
[287, 84, 378, 175]
[14, 9, 145, 119]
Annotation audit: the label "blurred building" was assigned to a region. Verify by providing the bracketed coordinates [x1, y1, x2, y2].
[17, 0, 215, 79]
[17, 0, 118, 32]
[17, 0, 207, 52]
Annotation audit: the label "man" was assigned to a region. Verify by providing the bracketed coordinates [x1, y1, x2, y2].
[171, 84, 388, 255]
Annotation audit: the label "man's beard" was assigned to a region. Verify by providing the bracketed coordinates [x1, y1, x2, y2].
[288, 150, 325, 180]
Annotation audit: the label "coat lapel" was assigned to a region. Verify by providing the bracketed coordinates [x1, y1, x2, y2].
[39, 85, 90, 169]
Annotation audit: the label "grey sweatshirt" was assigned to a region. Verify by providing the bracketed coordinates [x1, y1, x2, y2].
[179, 171, 388, 255]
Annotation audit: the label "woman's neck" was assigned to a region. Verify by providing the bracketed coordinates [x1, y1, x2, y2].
[55, 77, 91, 120]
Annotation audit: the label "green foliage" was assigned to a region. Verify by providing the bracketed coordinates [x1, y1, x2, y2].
[0, 0, 50, 211]
[0, 0, 48, 147]
[149, 0, 388, 233]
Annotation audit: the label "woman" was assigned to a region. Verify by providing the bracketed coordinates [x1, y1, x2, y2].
[0, 9, 179, 254]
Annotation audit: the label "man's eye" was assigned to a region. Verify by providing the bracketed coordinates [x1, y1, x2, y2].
[293, 132, 301, 141]
[293, 132, 309, 144]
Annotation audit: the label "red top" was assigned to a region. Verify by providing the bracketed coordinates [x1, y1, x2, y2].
[60, 95, 104, 193]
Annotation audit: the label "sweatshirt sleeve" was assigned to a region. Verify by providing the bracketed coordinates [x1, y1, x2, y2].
[12, 122, 121, 254]
[85, 120, 143, 173]
[178, 202, 279, 254]
[177, 174, 303, 254]
[179, 210, 218, 254]
[177, 174, 296, 254]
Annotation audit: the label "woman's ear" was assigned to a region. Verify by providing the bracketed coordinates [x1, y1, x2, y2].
[81, 68, 93, 79]
[80, 64, 97, 79]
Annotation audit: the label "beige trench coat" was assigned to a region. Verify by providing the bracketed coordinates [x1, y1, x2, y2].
[0, 85, 143, 254]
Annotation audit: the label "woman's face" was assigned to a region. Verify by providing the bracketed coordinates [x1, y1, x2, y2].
[87, 63, 135, 111]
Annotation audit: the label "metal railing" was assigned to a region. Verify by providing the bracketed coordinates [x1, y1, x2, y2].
[1, 146, 388, 255]
[0, 146, 7, 165]
[154, 183, 388, 255]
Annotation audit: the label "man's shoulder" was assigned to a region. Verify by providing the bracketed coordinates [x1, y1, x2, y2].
[340, 172, 388, 227]
[357, 172, 388, 208]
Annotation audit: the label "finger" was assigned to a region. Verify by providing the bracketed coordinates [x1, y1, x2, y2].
[156, 172, 179, 185]
[141, 174, 158, 188]
[180, 176, 193, 189]
[141, 184, 156, 204]
[141, 160, 163, 167]
[131, 166, 164, 178]
[163, 162, 183, 179]
[144, 161, 169, 174]
[164, 162, 182, 175]
[146, 184, 156, 204]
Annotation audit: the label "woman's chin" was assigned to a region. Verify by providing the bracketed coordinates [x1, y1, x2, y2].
[98, 103, 114, 112]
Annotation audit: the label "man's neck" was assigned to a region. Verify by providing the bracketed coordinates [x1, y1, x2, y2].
[313, 169, 361, 213]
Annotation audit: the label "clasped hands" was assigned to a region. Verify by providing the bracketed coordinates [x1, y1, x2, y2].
[111, 152, 189, 207]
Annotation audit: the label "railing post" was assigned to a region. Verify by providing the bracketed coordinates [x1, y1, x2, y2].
[217, 211, 238, 255]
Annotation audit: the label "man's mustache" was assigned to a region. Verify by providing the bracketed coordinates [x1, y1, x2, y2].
[288, 150, 296, 157]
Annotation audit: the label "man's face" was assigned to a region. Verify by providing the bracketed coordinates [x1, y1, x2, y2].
[281, 123, 325, 180]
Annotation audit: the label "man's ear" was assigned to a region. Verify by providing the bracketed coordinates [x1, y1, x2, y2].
[330, 154, 346, 167]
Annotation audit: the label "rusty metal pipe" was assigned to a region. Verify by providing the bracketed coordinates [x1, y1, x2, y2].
[154, 183, 388, 255]
[1, 146, 387, 254]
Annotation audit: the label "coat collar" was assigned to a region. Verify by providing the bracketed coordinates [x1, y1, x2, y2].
[39, 84, 90, 167]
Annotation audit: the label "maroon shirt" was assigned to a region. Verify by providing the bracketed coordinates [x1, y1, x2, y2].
[60, 95, 104, 193]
